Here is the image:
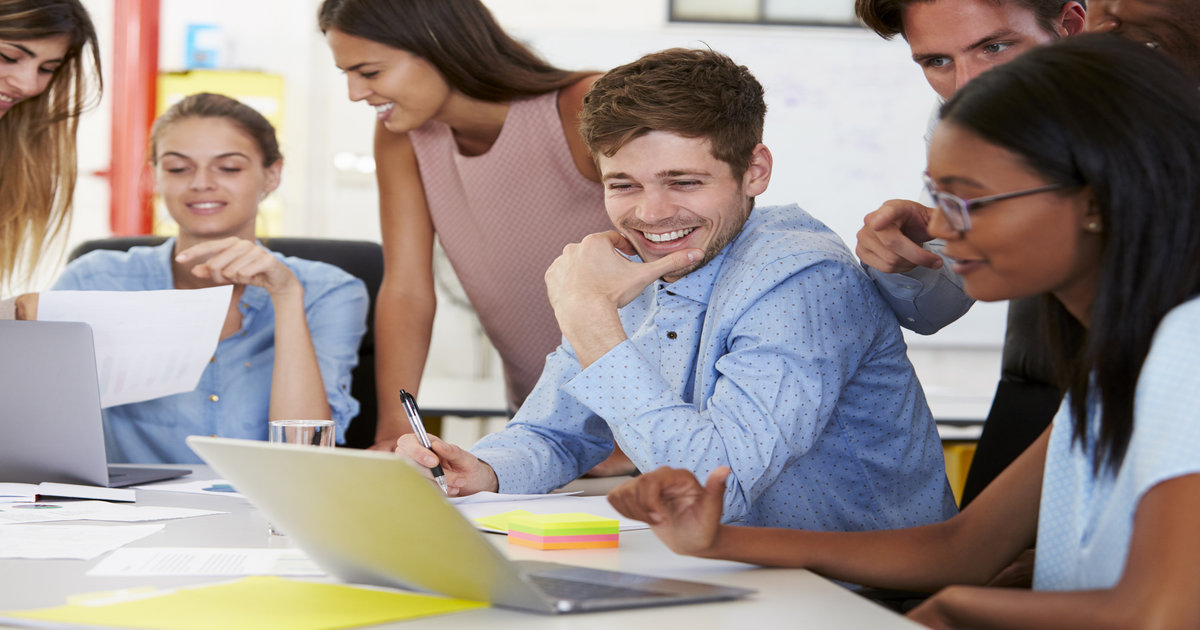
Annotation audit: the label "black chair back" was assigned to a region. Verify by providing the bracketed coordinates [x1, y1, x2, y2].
[67, 236, 382, 449]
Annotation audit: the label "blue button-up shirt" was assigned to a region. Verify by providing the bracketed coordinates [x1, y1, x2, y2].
[473, 204, 957, 532]
[51, 239, 369, 464]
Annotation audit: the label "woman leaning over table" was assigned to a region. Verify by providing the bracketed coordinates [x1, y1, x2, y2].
[50, 93, 368, 464]
[609, 34, 1200, 629]
[0, 0, 100, 319]
[317, 0, 638, 475]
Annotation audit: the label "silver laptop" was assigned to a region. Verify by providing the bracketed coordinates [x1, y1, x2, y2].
[0, 320, 188, 487]
[188, 435, 753, 614]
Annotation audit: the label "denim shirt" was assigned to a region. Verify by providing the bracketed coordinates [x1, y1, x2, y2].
[474, 204, 957, 532]
[51, 239, 368, 464]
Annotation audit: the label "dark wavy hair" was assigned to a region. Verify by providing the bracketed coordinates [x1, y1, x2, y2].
[940, 33, 1200, 473]
[579, 48, 766, 179]
[855, 0, 1082, 40]
[317, 0, 591, 101]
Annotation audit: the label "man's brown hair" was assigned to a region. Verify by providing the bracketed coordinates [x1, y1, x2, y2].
[579, 48, 766, 178]
[855, 0, 1082, 40]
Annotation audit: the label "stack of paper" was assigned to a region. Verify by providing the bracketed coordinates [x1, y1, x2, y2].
[507, 512, 620, 550]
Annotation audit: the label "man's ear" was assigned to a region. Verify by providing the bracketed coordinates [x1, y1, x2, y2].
[742, 143, 772, 197]
[1058, 1, 1087, 37]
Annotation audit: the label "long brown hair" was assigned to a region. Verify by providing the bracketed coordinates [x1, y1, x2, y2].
[0, 0, 101, 290]
[317, 0, 590, 101]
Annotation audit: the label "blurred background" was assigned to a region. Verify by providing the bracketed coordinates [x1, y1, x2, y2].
[26, 0, 1003, 430]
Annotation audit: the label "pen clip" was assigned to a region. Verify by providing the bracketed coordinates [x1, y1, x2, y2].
[399, 389, 432, 449]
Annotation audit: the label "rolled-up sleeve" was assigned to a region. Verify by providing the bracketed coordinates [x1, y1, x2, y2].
[303, 274, 369, 443]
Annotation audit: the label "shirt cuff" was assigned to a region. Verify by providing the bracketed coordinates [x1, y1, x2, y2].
[866, 262, 972, 335]
[0, 297, 15, 320]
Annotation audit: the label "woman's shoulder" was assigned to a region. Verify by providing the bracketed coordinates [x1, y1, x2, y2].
[1153, 296, 1200, 344]
[556, 74, 605, 183]
[54, 241, 173, 290]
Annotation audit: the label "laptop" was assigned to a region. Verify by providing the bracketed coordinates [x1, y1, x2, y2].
[0, 320, 189, 487]
[187, 435, 754, 614]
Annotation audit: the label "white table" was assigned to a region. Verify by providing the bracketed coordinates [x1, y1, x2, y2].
[0, 466, 922, 629]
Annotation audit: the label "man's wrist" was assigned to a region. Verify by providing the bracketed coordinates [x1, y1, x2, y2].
[477, 458, 500, 493]
[556, 301, 626, 368]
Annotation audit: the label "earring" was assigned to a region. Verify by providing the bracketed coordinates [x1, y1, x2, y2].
[1086, 220, 1102, 233]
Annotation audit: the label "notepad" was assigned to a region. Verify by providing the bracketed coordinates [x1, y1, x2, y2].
[508, 512, 619, 550]
[0, 576, 486, 630]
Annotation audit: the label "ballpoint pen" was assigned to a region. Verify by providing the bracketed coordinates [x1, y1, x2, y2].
[399, 389, 449, 495]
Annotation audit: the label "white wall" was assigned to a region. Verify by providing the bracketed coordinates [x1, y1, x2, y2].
[51, 0, 1001, 410]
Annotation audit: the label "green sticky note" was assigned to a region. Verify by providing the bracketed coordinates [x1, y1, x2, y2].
[2, 576, 486, 630]
[507, 512, 619, 536]
[472, 509, 535, 532]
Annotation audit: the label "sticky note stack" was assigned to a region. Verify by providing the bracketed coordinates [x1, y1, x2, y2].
[506, 512, 619, 550]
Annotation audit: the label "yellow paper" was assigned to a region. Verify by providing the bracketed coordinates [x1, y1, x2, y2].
[2, 576, 486, 630]
[472, 509, 535, 532]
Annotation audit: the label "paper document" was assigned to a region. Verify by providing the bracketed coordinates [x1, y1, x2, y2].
[35, 482, 135, 503]
[132, 478, 246, 499]
[0, 576, 486, 630]
[38, 287, 232, 408]
[0, 501, 223, 525]
[0, 524, 163, 560]
[447, 490, 581, 505]
[456, 494, 649, 532]
[88, 548, 323, 577]
[0, 484, 37, 504]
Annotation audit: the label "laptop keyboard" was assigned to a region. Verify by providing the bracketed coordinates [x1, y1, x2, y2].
[528, 575, 671, 601]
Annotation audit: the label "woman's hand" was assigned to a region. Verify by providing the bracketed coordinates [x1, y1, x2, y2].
[608, 466, 730, 557]
[14, 293, 38, 320]
[176, 237, 299, 297]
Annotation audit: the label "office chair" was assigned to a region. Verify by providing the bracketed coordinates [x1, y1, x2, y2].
[67, 236, 383, 449]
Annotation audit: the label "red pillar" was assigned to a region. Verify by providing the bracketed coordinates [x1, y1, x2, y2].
[109, 0, 159, 235]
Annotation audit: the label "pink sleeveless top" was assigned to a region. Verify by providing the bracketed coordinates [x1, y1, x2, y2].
[409, 90, 611, 410]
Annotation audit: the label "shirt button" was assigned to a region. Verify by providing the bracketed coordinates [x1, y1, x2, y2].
[209, 394, 220, 402]
[666, 331, 678, 340]
[244, 362, 251, 368]
[209, 356, 216, 363]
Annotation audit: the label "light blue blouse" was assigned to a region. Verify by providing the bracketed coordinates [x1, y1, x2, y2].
[1034, 297, 1200, 589]
[52, 239, 369, 464]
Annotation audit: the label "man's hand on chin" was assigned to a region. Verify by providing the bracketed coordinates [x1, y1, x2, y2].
[545, 231, 701, 368]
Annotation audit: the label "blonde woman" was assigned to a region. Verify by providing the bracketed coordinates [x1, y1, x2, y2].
[0, 0, 100, 316]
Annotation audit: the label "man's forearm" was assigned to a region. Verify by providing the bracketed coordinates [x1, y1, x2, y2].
[556, 301, 628, 369]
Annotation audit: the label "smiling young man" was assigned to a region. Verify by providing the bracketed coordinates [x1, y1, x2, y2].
[395, 48, 957, 533]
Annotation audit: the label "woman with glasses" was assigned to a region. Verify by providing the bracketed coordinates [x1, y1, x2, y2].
[0, 0, 100, 318]
[608, 34, 1200, 629]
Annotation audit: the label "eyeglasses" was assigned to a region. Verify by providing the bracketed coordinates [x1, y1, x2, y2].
[922, 173, 1068, 232]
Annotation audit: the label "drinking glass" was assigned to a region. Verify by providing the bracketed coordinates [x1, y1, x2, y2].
[266, 419, 335, 535]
